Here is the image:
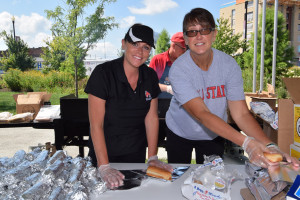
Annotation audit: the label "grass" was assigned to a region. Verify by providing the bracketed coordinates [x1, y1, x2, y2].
[0, 91, 88, 114]
[0, 92, 20, 114]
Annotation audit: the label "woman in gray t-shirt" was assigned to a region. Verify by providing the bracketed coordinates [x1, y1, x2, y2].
[166, 8, 299, 167]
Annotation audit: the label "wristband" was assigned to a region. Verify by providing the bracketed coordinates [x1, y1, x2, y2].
[266, 142, 278, 148]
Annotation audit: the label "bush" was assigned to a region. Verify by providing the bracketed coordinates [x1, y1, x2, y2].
[286, 67, 300, 78]
[20, 70, 45, 92]
[3, 69, 76, 92]
[0, 75, 7, 89]
[242, 68, 256, 92]
[44, 70, 74, 90]
[3, 69, 22, 91]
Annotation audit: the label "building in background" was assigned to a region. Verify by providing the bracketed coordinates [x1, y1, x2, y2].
[220, 0, 300, 64]
[28, 47, 44, 70]
[84, 58, 110, 76]
[0, 46, 109, 75]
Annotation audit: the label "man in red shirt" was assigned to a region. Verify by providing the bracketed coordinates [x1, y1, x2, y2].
[149, 32, 186, 148]
[149, 32, 186, 99]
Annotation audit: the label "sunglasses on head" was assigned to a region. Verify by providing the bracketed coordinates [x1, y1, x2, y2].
[185, 28, 215, 37]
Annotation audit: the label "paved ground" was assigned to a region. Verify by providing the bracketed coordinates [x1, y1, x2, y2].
[0, 127, 171, 159]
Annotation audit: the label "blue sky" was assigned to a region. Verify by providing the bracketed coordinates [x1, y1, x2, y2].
[0, 0, 232, 60]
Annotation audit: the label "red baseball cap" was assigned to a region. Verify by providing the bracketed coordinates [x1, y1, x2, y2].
[171, 32, 186, 49]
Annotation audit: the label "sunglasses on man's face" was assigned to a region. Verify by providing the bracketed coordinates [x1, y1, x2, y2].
[185, 28, 215, 37]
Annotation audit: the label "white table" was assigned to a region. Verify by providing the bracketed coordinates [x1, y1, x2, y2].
[90, 161, 248, 200]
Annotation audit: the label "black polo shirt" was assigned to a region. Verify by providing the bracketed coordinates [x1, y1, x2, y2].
[85, 57, 160, 156]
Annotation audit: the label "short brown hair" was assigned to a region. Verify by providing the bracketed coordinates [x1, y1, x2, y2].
[183, 8, 216, 33]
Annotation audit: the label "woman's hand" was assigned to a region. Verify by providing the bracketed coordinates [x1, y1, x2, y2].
[242, 137, 274, 168]
[147, 155, 173, 173]
[267, 144, 300, 167]
[98, 164, 125, 189]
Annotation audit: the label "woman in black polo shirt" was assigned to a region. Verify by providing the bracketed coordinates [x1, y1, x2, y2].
[85, 24, 172, 189]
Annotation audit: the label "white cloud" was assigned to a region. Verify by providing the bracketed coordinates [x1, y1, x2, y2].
[0, 12, 16, 33]
[120, 16, 136, 28]
[18, 13, 52, 35]
[128, 0, 178, 15]
[0, 12, 52, 49]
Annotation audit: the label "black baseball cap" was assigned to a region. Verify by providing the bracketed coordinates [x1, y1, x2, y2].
[124, 24, 155, 49]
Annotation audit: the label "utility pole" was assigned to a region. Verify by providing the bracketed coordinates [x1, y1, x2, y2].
[12, 16, 16, 41]
[244, 0, 248, 52]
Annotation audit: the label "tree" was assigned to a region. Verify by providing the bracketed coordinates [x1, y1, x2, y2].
[41, 37, 66, 72]
[155, 29, 170, 55]
[213, 18, 247, 56]
[0, 31, 35, 71]
[43, 0, 118, 97]
[243, 7, 294, 88]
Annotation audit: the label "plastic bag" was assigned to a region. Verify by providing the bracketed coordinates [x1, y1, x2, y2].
[190, 155, 243, 199]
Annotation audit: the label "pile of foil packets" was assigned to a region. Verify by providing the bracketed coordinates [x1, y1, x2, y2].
[0, 148, 106, 199]
[245, 160, 287, 200]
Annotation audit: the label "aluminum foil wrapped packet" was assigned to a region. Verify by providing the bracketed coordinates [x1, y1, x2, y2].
[250, 102, 275, 124]
[245, 160, 287, 200]
[0, 148, 106, 199]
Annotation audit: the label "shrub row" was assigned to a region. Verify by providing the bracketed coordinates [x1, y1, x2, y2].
[2, 69, 79, 92]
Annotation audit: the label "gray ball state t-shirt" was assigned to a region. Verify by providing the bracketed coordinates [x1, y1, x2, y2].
[166, 48, 245, 140]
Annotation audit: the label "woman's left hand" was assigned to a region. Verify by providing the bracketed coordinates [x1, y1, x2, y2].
[147, 155, 173, 173]
[267, 144, 300, 167]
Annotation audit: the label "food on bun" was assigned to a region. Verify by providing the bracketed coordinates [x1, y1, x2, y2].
[263, 152, 283, 163]
[146, 166, 172, 181]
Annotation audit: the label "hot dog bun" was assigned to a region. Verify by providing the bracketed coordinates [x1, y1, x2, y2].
[146, 166, 172, 181]
[263, 152, 283, 163]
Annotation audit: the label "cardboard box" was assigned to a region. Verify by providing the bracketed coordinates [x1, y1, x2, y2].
[245, 91, 277, 110]
[260, 98, 294, 154]
[282, 78, 300, 148]
[13, 92, 52, 119]
[294, 105, 300, 146]
[258, 78, 300, 154]
[290, 144, 300, 160]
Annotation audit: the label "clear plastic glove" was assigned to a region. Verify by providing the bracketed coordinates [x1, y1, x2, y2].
[242, 137, 274, 168]
[166, 85, 174, 95]
[98, 164, 125, 189]
[267, 143, 300, 167]
[147, 155, 173, 173]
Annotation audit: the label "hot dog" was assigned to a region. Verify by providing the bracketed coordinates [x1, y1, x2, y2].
[263, 152, 283, 163]
[146, 166, 172, 181]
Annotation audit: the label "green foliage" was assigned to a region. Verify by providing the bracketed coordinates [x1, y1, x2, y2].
[155, 29, 170, 55]
[3, 69, 23, 91]
[43, 0, 118, 97]
[0, 92, 20, 114]
[235, 53, 247, 70]
[243, 7, 294, 88]
[0, 75, 7, 89]
[43, 70, 74, 90]
[0, 31, 36, 71]
[20, 70, 45, 92]
[3, 69, 75, 92]
[286, 66, 300, 78]
[213, 18, 247, 56]
[41, 37, 66, 71]
[241, 67, 255, 92]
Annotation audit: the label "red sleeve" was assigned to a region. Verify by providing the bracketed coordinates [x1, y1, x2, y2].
[149, 54, 165, 80]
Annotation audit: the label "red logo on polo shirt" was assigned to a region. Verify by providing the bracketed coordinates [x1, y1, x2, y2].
[145, 91, 152, 101]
